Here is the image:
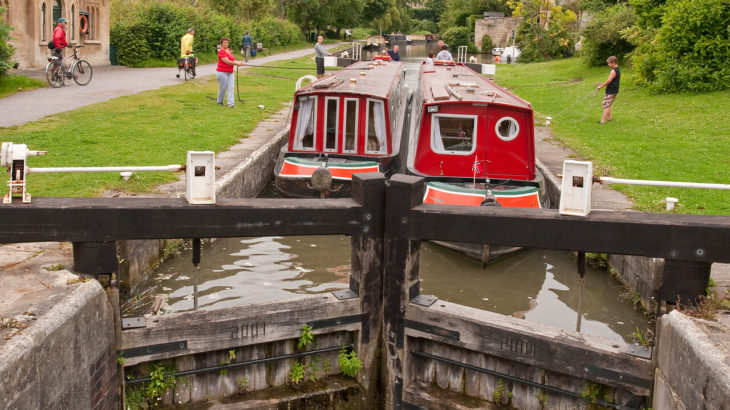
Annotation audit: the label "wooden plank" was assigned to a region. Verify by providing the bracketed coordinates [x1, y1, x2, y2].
[408, 203, 730, 263]
[383, 175, 425, 408]
[430, 84, 450, 101]
[350, 173, 386, 402]
[0, 197, 363, 243]
[120, 294, 360, 366]
[404, 301, 652, 396]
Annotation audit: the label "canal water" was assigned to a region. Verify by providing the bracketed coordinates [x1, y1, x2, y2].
[128, 185, 650, 344]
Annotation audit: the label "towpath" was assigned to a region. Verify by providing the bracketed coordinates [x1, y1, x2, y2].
[0, 43, 345, 128]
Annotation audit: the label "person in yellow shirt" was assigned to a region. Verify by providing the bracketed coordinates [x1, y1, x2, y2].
[181, 28, 195, 58]
[178, 28, 197, 78]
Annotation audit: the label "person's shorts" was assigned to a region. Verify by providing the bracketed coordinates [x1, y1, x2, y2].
[315, 57, 325, 75]
[602, 93, 617, 109]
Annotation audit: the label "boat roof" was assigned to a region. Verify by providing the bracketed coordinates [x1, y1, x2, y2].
[295, 60, 402, 100]
[419, 63, 531, 109]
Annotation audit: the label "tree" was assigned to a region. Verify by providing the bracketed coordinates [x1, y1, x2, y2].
[581, 4, 635, 66]
[508, 0, 577, 62]
[630, 0, 730, 92]
[0, 7, 14, 76]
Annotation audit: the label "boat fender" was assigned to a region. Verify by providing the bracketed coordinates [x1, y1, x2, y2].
[309, 163, 333, 199]
[480, 190, 501, 207]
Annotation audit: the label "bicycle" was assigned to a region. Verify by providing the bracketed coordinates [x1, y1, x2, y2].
[176, 53, 196, 81]
[45, 45, 93, 88]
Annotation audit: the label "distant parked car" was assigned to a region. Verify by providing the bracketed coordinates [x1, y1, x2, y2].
[492, 48, 503, 56]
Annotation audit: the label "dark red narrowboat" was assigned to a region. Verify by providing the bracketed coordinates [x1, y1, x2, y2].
[406, 61, 548, 264]
[274, 59, 408, 198]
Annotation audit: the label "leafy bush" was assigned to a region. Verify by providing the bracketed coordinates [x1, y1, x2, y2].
[514, 3, 577, 63]
[581, 4, 636, 66]
[0, 6, 15, 76]
[630, 0, 730, 92]
[441, 26, 471, 49]
[111, 24, 150, 66]
[110, 3, 302, 66]
[481, 34, 494, 54]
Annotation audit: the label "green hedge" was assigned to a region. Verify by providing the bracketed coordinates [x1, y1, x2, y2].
[581, 5, 636, 67]
[110, 3, 302, 66]
[0, 6, 14, 76]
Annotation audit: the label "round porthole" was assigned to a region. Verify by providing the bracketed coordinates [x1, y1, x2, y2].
[495, 117, 519, 141]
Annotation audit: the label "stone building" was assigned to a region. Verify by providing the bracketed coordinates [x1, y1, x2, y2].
[474, 13, 520, 52]
[4, 0, 109, 69]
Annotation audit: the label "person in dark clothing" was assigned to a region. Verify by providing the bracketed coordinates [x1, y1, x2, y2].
[596, 56, 620, 124]
[386, 45, 401, 61]
[241, 30, 253, 62]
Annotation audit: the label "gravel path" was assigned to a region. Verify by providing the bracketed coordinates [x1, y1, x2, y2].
[0, 43, 344, 128]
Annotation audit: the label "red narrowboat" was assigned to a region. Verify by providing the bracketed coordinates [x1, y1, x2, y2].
[406, 61, 549, 264]
[274, 59, 408, 198]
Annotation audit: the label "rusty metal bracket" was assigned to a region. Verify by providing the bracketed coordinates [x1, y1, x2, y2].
[121, 340, 188, 358]
[404, 319, 460, 342]
[308, 314, 363, 330]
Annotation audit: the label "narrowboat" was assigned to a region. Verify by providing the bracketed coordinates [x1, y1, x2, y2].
[406, 61, 548, 264]
[274, 59, 408, 198]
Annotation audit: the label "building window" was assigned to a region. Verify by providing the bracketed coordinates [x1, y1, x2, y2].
[70, 4, 75, 41]
[52, 0, 62, 25]
[2, 0, 9, 25]
[41, 3, 47, 42]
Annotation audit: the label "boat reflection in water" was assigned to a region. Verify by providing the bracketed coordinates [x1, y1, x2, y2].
[139, 233, 649, 344]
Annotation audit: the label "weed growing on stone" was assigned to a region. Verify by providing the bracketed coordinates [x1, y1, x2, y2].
[297, 324, 314, 349]
[289, 361, 305, 385]
[493, 378, 505, 404]
[337, 347, 361, 378]
[632, 326, 655, 347]
[219, 349, 236, 376]
[44, 263, 64, 271]
[237, 376, 249, 392]
[145, 362, 176, 404]
[677, 291, 730, 321]
[536, 389, 549, 408]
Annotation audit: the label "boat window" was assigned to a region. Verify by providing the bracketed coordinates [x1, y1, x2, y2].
[324, 97, 338, 152]
[294, 96, 316, 150]
[495, 117, 519, 142]
[343, 98, 358, 153]
[365, 99, 387, 154]
[431, 114, 477, 154]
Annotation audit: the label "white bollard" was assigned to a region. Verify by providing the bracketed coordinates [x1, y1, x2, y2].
[666, 197, 678, 211]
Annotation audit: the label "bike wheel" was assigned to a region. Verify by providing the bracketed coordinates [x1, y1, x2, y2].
[72, 60, 93, 86]
[184, 59, 190, 81]
[46, 62, 63, 88]
[188, 62, 196, 80]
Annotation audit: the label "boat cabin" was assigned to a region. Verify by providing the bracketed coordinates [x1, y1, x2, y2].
[407, 62, 536, 182]
[289, 60, 406, 159]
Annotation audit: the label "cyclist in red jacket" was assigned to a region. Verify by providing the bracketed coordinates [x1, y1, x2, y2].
[52, 18, 68, 57]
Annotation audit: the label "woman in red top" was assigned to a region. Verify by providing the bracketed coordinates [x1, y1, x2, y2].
[216, 37, 243, 108]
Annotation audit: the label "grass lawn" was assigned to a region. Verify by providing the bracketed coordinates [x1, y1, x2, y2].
[497, 57, 730, 215]
[0, 74, 46, 98]
[0, 57, 317, 197]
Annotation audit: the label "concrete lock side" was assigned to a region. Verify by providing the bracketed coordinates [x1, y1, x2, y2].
[0, 280, 118, 409]
[654, 310, 730, 410]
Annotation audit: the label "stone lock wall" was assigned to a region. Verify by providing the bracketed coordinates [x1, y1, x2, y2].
[475, 17, 520, 51]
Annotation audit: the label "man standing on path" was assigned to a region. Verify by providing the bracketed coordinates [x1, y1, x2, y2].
[596, 56, 620, 124]
[314, 36, 330, 79]
[52, 17, 68, 63]
[241, 30, 253, 62]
